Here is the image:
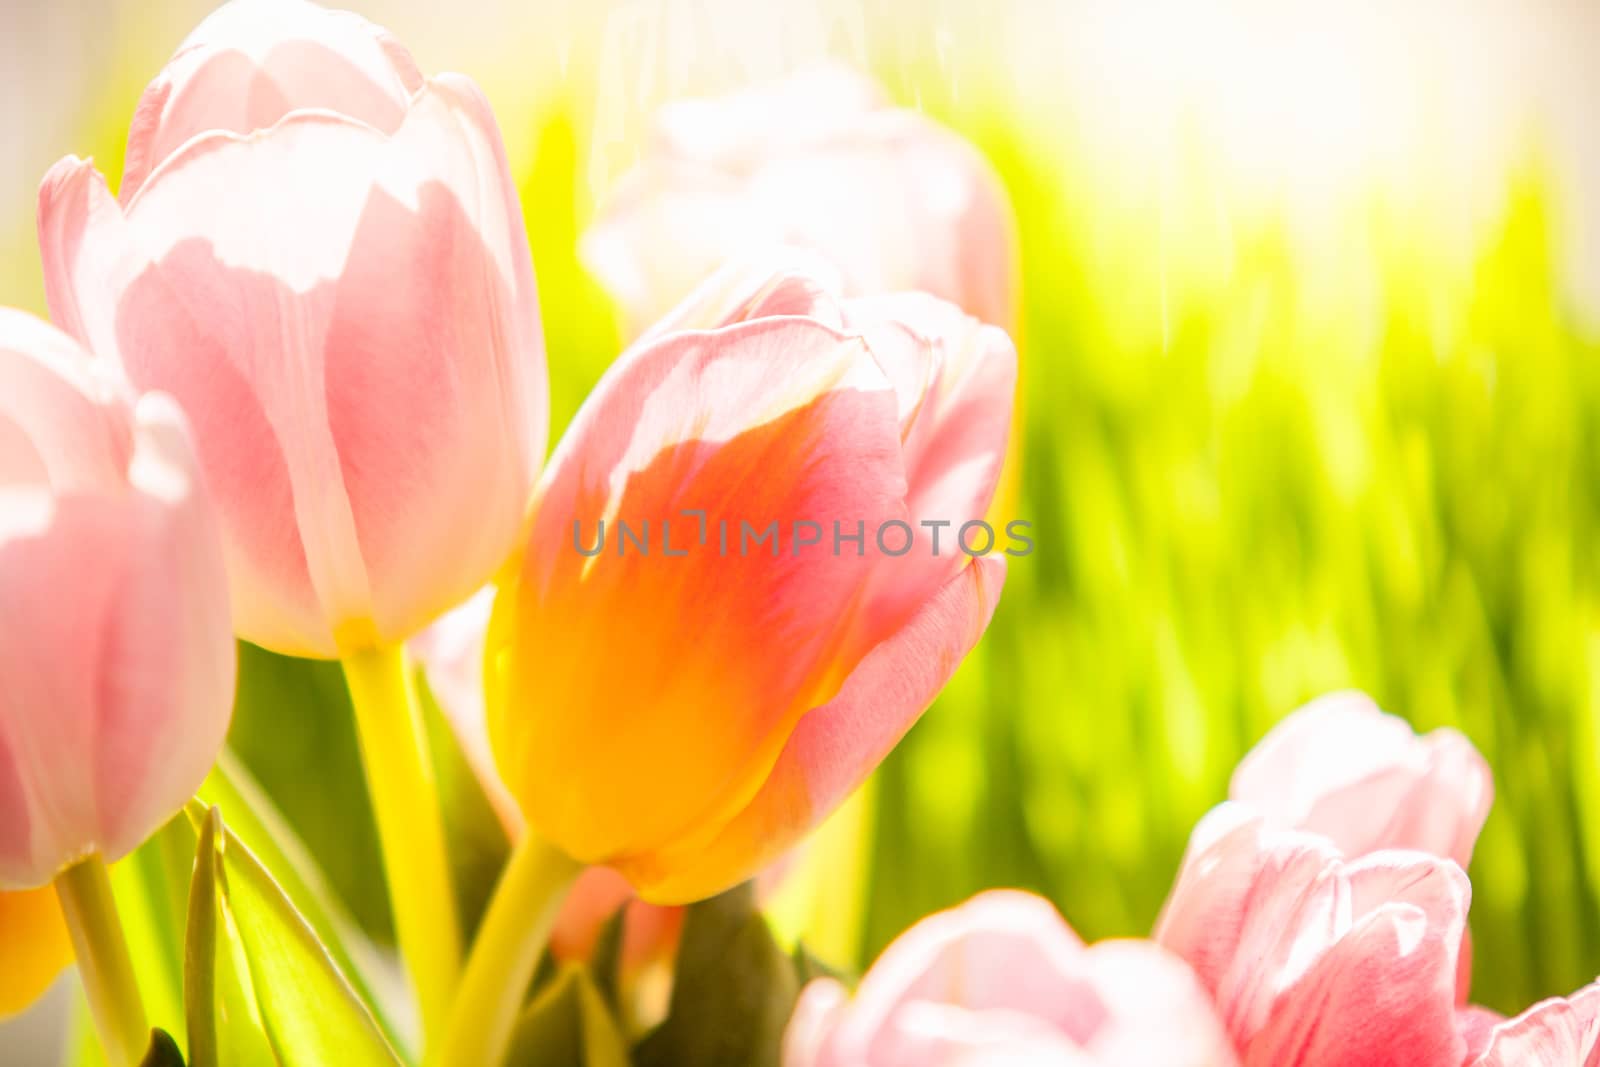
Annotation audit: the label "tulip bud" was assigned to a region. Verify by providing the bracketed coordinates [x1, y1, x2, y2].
[784, 890, 1238, 1067]
[1156, 804, 1471, 1066]
[0, 309, 234, 888]
[486, 259, 1014, 903]
[582, 66, 1017, 337]
[38, 0, 547, 658]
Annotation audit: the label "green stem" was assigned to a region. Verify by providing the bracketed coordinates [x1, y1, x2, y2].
[342, 643, 461, 1048]
[429, 833, 581, 1067]
[54, 854, 148, 1067]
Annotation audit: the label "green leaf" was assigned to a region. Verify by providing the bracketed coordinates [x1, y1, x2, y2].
[138, 1029, 186, 1067]
[196, 749, 407, 1051]
[633, 883, 798, 1067]
[184, 806, 277, 1067]
[504, 965, 631, 1067]
[183, 804, 403, 1067]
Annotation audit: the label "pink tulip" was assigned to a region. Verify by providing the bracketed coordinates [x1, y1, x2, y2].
[582, 66, 1016, 337]
[37, 0, 547, 658]
[0, 309, 234, 887]
[1458, 984, 1600, 1065]
[1231, 691, 1493, 868]
[783, 890, 1239, 1067]
[1155, 804, 1470, 1066]
[487, 257, 1015, 902]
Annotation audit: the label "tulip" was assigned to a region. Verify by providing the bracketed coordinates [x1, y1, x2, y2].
[581, 66, 1016, 337]
[783, 890, 1238, 1067]
[1230, 691, 1493, 868]
[0, 888, 73, 1018]
[490, 255, 1013, 900]
[0, 308, 234, 1064]
[38, 0, 547, 659]
[435, 258, 1013, 1065]
[1458, 984, 1600, 1065]
[38, 0, 548, 1038]
[1155, 803, 1470, 1066]
[1229, 691, 1492, 1002]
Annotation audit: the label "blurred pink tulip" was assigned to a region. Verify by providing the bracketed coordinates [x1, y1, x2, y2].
[582, 66, 1016, 337]
[38, 0, 547, 658]
[1458, 984, 1600, 1065]
[783, 889, 1239, 1067]
[488, 257, 1014, 902]
[1156, 804, 1470, 1067]
[0, 309, 233, 888]
[1231, 691, 1493, 868]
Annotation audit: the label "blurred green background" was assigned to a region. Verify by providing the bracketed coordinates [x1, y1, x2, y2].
[5, 3, 1600, 1054]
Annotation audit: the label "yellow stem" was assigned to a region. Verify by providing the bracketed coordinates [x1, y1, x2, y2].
[429, 832, 581, 1067]
[54, 854, 148, 1067]
[341, 643, 461, 1049]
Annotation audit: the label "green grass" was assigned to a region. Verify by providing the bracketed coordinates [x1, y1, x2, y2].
[860, 110, 1600, 1013]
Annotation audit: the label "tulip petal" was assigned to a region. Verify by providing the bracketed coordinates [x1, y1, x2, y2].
[1076, 940, 1241, 1066]
[846, 295, 1016, 528]
[635, 248, 847, 344]
[0, 886, 72, 1017]
[618, 555, 1003, 903]
[785, 979, 852, 1067]
[0, 308, 129, 492]
[1457, 1005, 1506, 1061]
[1466, 985, 1600, 1065]
[122, 0, 422, 199]
[1246, 856, 1469, 1066]
[1230, 691, 1493, 868]
[742, 113, 1014, 325]
[492, 316, 905, 867]
[93, 395, 236, 862]
[322, 74, 546, 646]
[841, 295, 1016, 640]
